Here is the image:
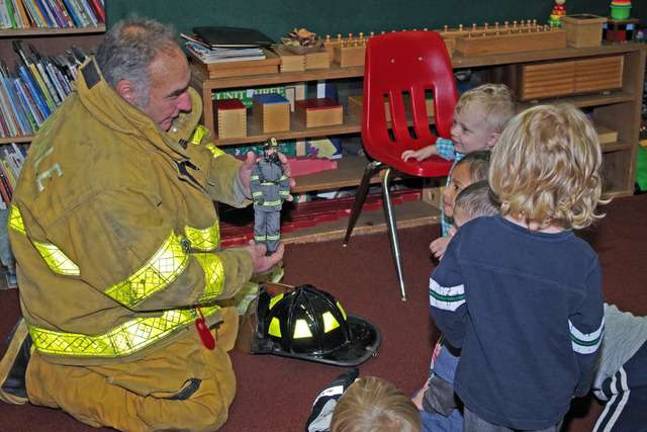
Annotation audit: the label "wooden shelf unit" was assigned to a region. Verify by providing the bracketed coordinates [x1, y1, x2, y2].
[192, 43, 645, 202]
[0, 25, 105, 38]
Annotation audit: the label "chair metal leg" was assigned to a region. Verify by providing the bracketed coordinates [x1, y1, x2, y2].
[381, 168, 407, 301]
[343, 161, 384, 246]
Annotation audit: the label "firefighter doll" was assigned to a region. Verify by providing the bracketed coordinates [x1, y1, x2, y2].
[250, 138, 292, 254]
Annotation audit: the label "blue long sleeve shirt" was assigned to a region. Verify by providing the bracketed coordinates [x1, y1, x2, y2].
[429, 216, 604, 430]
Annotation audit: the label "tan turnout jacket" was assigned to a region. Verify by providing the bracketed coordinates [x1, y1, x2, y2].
[7, 58, 253, 431]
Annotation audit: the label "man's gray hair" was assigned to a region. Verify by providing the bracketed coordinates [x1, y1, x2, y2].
[95, 17, 178, 107]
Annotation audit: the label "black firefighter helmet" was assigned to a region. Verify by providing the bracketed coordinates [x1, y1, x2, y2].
[251, 284, 381, 366]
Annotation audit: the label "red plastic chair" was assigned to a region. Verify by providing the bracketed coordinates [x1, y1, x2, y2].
[343, 30, 458, 301]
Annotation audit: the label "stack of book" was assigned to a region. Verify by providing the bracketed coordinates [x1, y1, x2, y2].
[0, 40, 89, 138]
[181, 33, 266, 64]
[0, 0, 105, 30]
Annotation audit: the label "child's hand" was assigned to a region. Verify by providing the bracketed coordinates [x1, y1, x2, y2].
[411, 378, 431, 410]
[430, 236, 451, 259]
[401, 145, 435, 161]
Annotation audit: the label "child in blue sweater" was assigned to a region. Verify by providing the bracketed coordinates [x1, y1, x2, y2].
[429, 104, 606, 431]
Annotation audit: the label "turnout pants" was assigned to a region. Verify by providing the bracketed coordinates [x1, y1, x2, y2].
[25, 307, 239, 432]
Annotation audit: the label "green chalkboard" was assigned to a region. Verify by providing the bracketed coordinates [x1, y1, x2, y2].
[105, 1, 632, 42]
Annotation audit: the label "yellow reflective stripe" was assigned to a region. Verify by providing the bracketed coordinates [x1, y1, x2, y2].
[250, 175, 260, 181]
[190, 125, 208, 145]
[105, 232, 189, 307]
[262, 200, 282, 206]
[322, 311, 340, 333]
[336, 301, 347, 320]
[28, 305, 219, 358]
[9, 205, 80, 276]
[293, 319, 313, 339]
[269, 317, 281, 337]
[192, 253, 225, 302]
[8, 205, 25, 234]
[266, 234, 280, 241]
[184, 222, 220, 252]
[205, 143, 225, 159]
[33, 241, 80, 276]
[269, 293, 283, 310]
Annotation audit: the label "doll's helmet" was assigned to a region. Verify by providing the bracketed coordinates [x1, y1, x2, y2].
[251, 284, 381, 366]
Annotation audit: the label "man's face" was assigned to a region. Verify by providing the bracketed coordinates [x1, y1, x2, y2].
[450, 105, 497, 154]
[141, 47, 192, 131]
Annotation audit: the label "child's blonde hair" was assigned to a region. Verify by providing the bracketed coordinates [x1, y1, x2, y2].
[331, 376, 420, 432]
[489, 104, 605, 230]
[455, 83, 516, 133]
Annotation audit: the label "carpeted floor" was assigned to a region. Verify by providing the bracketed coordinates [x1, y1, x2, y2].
[2, 194, 646, 431]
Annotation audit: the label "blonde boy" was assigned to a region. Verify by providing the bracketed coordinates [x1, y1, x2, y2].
[402, 84, 515, 256]
[429, 104, 606, 431]
[331, 376, 421, 432]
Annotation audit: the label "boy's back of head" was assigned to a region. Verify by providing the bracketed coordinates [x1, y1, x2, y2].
[489, 103, 605, 230]
[453, 180, 499, 228]
[330, 376, 420, 432]
[455, 84, 516, 135]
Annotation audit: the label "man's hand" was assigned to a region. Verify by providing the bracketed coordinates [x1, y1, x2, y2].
[277, 152, 296, 189]
[245, 241, 285, 274]
[238, 151, 257, 197]
[429, 236, 450, 260]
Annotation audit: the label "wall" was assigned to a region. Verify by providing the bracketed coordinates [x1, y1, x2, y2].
[105, 0, 634, 41]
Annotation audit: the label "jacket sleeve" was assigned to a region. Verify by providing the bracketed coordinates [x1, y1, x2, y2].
[570, 258, 605, 397]
[55, 189, 253, 312]
[428, 236, 467, 348]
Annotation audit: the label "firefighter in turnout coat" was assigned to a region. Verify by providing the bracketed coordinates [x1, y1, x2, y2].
[0, 18, 285, 432]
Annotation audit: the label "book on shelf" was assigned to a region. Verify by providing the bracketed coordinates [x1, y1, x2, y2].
[0, 41, 89, 139]
[183, 37, 266, 64]
[192, 26, 274, 48]
[0, 0, 104, 29]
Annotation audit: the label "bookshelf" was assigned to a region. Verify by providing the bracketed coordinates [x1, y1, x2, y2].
[0, 0, 106, 146]
[191, 43, 646, 242]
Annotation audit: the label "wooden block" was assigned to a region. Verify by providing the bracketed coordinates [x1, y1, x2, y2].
[253, 94, 290, 133]
[334, 44, 365, 68]
[439, 35, 456, 58]
[455, 28, 567, 56]
[296, 98, 343, 128]
[514, 54, 623, 101]
[305, 50, 330, 70]
[518, 60, 576, 100]
[347, 95, 435, 121]
[574, 56, 623, 93]
[275, 45, 305, 72]
[595, 125, 618, 145]
[561, 14, 607, 48]
[188, 49, 280, 79]
[214, 99, 247, 139]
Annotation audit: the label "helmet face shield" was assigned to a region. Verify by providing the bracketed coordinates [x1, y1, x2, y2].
[252, 285, 381, 366]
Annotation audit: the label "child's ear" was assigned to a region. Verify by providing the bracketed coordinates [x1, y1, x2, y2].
[486, 132, 501, 149]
